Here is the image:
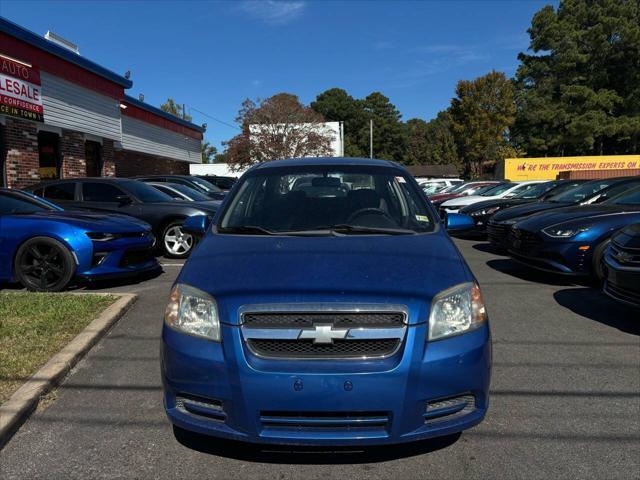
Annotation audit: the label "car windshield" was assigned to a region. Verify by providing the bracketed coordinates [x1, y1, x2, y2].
[190, 177, 222, 193]
[127, 181, 174, 202]
[0, 192, 57, 214]
[547, 180, 616, 203]
[480, 183, 513, 196]
[605, 186, 640, 205]
[168, 183, 210, 201]
[218, 165, 434, 235]
[512, 182, 558, 199]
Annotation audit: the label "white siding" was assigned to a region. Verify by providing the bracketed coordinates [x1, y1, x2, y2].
[120, 116, 201, 163]
[41, 72, 122, 141]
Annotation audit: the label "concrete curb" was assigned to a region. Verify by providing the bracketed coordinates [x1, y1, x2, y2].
[0, 292, 137, 449]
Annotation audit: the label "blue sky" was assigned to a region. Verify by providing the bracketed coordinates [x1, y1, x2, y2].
[0, 0, 556, 149]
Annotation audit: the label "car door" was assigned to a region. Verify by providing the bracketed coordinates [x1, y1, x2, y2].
[80, 181, 141, 217]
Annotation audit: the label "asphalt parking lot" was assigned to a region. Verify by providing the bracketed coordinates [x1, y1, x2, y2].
[1, 240, 638, 479]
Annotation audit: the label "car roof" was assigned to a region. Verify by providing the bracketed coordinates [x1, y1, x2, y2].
[251, 157, 398, 170]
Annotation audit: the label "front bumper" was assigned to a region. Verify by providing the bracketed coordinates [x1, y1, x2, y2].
[603, 253, 640, 308]
[507, 232, 591, 276]
[161, 322, 491, 446]
[76, 235, 159, 280]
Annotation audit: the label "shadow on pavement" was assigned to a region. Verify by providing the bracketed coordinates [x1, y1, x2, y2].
[472, 242, 506, 255]
[553, 288, 640, 336]
[173, 426, 461, 464]
[485, 258, 587, 287]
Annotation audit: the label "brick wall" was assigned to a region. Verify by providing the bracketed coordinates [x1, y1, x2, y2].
[4, 118, 39, 188]
[102, 138, 115, 177]
[60, 129, 86, 179]
[114, 149, 190, 177]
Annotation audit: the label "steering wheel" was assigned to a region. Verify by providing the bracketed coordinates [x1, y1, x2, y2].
[346, 207, 394, 224]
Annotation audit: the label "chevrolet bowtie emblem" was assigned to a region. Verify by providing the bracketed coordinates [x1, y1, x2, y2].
[299, 324, 349, 344]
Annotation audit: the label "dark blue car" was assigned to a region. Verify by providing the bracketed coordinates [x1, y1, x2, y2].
[0, 188, 158, 291]
[603, 223, 640, 308]
[507, 185, 640, 279]
[161, 157, 491, 446]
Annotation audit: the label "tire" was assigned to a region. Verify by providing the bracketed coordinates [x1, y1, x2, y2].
[591, 239, 610, 282]
[162, 220, 194, 258]
[14, 237, 76, 292]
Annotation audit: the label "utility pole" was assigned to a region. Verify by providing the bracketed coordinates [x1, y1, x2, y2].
[369, 119, 373, 159]
[182, 103, 186, 120]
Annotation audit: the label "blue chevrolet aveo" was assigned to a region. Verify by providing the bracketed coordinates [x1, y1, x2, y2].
[161, 158, 491, 446]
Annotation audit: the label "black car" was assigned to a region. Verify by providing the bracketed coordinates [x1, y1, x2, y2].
[487, 177, 640, 249]
[603, 223, 640, 308]
[28, 178, 217, 258]
[458, 180, 584, 236]
[134, 175, 226, 200]
[195, 175, 237, 191]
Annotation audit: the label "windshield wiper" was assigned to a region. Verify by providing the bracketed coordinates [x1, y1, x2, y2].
[330, 224, 417, 235]
[217, 225, 276, 235]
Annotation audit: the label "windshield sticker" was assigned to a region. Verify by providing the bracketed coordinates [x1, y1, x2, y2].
[415, 214, 429, 222]
[395, 176, 406, 183]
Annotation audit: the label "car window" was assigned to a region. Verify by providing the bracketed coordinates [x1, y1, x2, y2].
[607, 186, 640, 205]
[169, 184, 212, 201]
[547, 180, 615, 203]
[153, 184, 182, 199]
[125, 181, 173, 202]
[82, 183, 126, 202]
[511, 182, 554, 199]
[190, 177, 222, 193]
[219, 166, 433, 234]
[44, 183, 76, 201]
[0, 192, 54, 214]
[596, 182, 640, 203]
[480, 183, 513, 196]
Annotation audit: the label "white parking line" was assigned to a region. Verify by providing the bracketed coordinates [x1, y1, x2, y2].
[160, 263, 185, 267]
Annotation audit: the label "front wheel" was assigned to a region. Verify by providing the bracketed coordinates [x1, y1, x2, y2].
[14, 237, 76, 292]
[162, 221, 194, 258]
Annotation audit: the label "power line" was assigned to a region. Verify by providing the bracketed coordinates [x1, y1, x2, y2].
[187, 106, 240, 131]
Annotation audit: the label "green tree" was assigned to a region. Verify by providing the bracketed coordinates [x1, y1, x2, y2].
[361, 92, 406, 163]
[160, 98, 193, 122]
[405, 112, 460, 169]
[201, 141, 217, 163]
[513, 0, 640, 155]
[450, 71, 517, 177]
[310, 88, 367, 157]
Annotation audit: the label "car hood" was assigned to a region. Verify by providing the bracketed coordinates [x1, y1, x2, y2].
[178, 231, 471, 325]
[442, 195, 501, 208]
[192, 200, 222, 210]
[13, 210, 151, 232]
[429, 193, 461, 202]
[491, 201, 572, 222]
[515, 205, 640, 231]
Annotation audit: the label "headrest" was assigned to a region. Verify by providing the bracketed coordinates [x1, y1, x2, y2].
[311, 177, 341, 187]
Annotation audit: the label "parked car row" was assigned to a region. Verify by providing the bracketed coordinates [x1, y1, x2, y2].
[0, 174, 231, 292]
[443, 176, 640, 308]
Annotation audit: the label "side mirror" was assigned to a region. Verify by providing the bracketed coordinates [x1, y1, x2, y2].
[116, 194, 132, 205]
[445, 213, 475, 232]
[183, 214, 210, 236]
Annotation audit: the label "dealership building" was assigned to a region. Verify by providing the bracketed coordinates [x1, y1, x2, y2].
[0, 17, 204, 189]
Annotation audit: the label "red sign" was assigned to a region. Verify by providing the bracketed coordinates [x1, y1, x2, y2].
[0, 54, 43, 122]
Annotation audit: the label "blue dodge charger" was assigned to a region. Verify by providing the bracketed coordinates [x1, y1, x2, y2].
[161, 157, 491, 446]
[0, 188, 158, 291]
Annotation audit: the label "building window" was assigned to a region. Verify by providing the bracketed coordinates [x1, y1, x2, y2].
[85, 140, 102, 177]
[38, 131, 61, 180]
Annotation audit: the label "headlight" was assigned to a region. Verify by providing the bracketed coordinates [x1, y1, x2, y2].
[86, 232, 116, 241]
[164, 284, 220, 341]
[428, 282, 486, 341]
[471, 206, 500, 217]
[542, 224, 592, 238]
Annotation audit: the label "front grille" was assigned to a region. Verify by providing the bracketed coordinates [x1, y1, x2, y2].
[242, 312, 405, 329]
[609, 243, 640, 266]
[119, 249, 154, 267]
[247, 338, 400, 359]
[487, 222, 509, 246]
[508, 228, 542, 252]
[260, 411, 389, 431]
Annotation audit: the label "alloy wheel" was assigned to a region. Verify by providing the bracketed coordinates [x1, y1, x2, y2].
[164, 225, 194, 256]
